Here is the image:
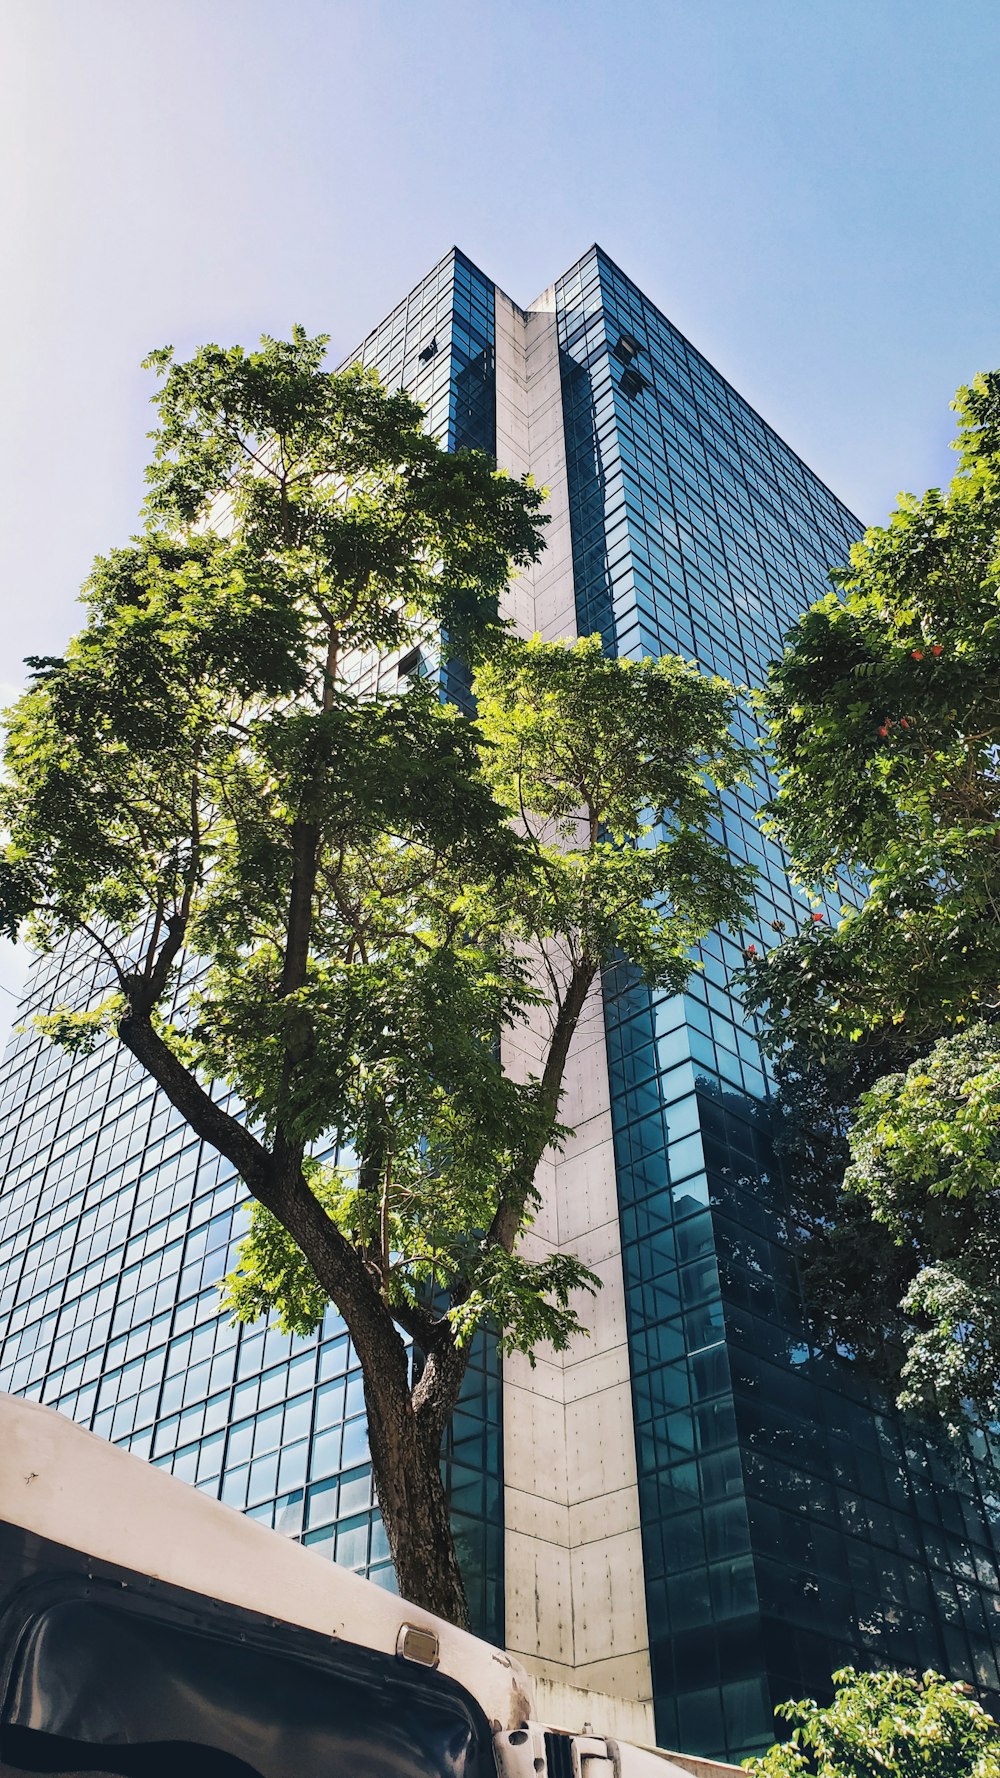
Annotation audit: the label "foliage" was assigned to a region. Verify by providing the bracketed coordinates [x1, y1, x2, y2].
[762, 373, 1000, 851]
[0, 326, 752, 1624]
[475, 635, 752, 986]
[847, 1023, 1000, 1213]
[750, 1022, 919, 1385]
[757, 370, 1000, 1047]
[744, 1666, 1000, 1777]
[214, 631, 752, 1350]
[224, 1163, 343, 1337]
[844, 1023, 1000, 1421]
[744, 370, 1000, 1422]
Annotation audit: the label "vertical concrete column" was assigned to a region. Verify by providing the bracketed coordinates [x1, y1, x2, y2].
[491, 290, 653, 1709]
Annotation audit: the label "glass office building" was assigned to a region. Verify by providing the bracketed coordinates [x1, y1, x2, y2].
[551, 247, 1000, 1757]
[2, 246, 999, 1764]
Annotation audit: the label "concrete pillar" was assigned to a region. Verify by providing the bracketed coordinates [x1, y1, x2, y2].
[492, 289, 653, 1713]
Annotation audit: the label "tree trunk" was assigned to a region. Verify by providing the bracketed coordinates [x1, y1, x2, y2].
[263, 1165, 474, 1627]
[119, 1006, 476, 1630]
[360, 1329, 471, 1628]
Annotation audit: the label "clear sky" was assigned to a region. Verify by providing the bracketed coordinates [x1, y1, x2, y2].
[1, 0, 998, 1024]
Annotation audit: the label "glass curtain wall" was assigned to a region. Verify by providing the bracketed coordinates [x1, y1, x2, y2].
[555, 245, 1000, 1762]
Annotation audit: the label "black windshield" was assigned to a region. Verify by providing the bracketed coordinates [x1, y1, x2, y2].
[2, 1598, 488, 1778]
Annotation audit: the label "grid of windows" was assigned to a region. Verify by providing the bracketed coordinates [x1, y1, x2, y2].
[555, 246, 1000, 1763]
[342, 247, 496, 713]
[0, 247, 503, 1645]
[347, 246, 495, 455]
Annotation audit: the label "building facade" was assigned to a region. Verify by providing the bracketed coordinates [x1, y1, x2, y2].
[2, 246, 1000, 1764]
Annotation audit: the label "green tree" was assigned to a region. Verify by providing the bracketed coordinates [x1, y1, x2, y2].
[744, 1667, 1000, 1777]
[843, 1023, 1000, 1422]
[744, 370, 1000, 1420]
[743, 1019, 919, 1388]
[0, 329, 753, 1626]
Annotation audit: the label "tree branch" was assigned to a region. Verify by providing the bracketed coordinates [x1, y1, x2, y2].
[279, 818, 319, 996]
[487, 955, 598, 1253]
[118, 1006, 427, 1377]
[117, 1007, 271, 1195]
[75, 920, 128, 991]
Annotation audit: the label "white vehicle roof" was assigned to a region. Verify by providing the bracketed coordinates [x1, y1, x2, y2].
[0, 1393, 739, 1778]
[0, 1392, 532, 1732]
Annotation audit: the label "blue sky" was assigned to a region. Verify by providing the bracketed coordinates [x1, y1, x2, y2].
[1, 0, 998, 1022]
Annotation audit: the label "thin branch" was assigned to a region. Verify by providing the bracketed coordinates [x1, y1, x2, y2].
[77, 921, 129, 990]
[380, 1148, 392, 1303]
[487, 955, 598, 1254]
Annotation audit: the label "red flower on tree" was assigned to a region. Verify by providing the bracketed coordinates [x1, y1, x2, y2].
[911, 648, 924, 660]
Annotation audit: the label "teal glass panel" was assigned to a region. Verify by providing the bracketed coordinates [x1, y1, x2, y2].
[556, 245, 1000, 1763]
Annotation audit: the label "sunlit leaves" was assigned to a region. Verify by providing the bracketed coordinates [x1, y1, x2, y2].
[0, 331, 752, 1375]
[745, 1666, 1000, 1777]
[474, 634, 754, 985]
[760, 371, 1000, 900]
[447, 1245, 599, 1359]
[476, 632, 748, 838]
[745, 368, 1000, 1427]
[840, 1025, 1000, 1421]
[847, 1024, 1000, 1213]
[142, 332, 547, 665]
[223, 1167, 348, 1339]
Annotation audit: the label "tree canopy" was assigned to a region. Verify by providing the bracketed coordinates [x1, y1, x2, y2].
[0, 326, 752, 1624]
[744, 1667, 1000, 1777]
[744, 370, 1000, 1421]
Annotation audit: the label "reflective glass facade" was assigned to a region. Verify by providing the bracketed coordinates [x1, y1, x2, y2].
[555, 246, 1000, 1761]
[2, 244, 1000, 1767]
